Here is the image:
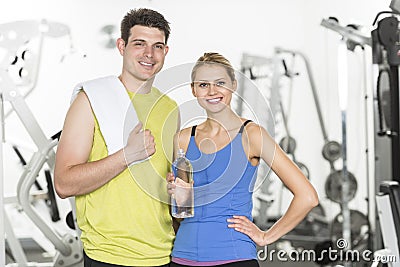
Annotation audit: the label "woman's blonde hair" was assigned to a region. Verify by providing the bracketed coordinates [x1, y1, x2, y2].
[191, 52, 236, 82]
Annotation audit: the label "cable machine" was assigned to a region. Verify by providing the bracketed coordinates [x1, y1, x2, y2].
[372, 2, 400, 184]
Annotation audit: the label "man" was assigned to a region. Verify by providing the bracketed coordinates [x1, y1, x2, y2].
[54, 8, 179, 267]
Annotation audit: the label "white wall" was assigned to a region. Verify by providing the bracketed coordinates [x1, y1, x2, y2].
[0, 0, 390, 233]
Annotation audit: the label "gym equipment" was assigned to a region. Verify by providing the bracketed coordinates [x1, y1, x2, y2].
[237, 53, 313, 230]
[376, 66, 393, 136]
[99, 25, 117, 49]
[0, 20, 83, 266]
[311, 208, 371, 266]
[374, 181, 400, 267]
[241, 51, 333, 242]
[330, 209, 369, 250]
[371, 5, 400, 253]
[275, 47, 359, 205]
[12, 145, 60, 222]
[275, 47, 341, 170]
[320, 18, 375, 258]
[372, 11, 400, 183]
[322, 140, 342, 163]
[236, 53, 277, 230]
[390, 0, 400, 13]
[279, 102, 310, 179]
[313, 210, 369, 267]
[277, 56, 310, 179]
[325, 170, 358, 204]
[321, 17, 371, 47]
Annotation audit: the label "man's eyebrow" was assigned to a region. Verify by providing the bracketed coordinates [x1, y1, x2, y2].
[130, 39, 165, 45]
[153, 41, 166, 46]
[130, 38, 146, 42]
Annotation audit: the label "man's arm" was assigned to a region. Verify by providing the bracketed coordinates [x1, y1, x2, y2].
[54, 91, 154, 198]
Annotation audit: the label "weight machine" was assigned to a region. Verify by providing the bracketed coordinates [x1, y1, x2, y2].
[237, 51, 333, 246]
[320, 17, 373, 262]
[370, 0, 400, 263]
[238, 41, 373, 265]
[372, 3, 400, 184]
[273, 46, 372, 262]
[374, 181, 400, 267]
[319, 0, 400, 263]
[0, 20, 82, 266]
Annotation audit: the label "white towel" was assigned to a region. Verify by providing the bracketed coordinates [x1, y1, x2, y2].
[72, 75, 147, 164]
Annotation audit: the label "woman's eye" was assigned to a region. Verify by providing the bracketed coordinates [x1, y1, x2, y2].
[216, 81, 225, 87]
[199, 83, 209, 88]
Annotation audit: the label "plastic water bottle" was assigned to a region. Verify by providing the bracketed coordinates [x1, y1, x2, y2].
[171, 148, 194, 218]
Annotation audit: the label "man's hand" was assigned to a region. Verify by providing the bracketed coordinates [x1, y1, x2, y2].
[124, 122, 155, 165]
[166, 172, 175, 196]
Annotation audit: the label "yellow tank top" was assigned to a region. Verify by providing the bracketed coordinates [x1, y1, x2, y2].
[76, 87, 178, 266]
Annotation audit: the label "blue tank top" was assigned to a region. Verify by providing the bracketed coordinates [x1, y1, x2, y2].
[172, 120, 259, 261]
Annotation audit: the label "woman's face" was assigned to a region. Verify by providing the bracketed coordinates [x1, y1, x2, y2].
[191, 64, 237, 113]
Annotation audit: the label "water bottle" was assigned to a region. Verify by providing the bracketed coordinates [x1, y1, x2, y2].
[171, 148, 194, 218]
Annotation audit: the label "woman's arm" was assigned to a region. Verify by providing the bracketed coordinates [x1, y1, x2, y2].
[228, 123, 319, 246]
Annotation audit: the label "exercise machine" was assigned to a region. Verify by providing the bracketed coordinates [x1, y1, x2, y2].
[320, 18, 373, 261]
[238, 52, 332, 246]
[374, 181, 400, 267]
[0, 20, 82, 266]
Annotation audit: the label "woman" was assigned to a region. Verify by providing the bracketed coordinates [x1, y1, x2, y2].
[167, 52, 319, 267]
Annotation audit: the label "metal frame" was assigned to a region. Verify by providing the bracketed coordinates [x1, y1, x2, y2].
[0, 20, 82, 266]
[320, 18, 375, 258]
[375, 190, 400, 267]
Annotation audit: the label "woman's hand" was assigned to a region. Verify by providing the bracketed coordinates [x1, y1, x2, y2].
[166, 172, 193, 207]
[227, 215, 267, 246]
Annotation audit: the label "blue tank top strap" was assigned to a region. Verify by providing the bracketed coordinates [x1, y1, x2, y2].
[239, 119, 252, 133]
[191, 120, 252, 137]
[191, 125, 197, 136]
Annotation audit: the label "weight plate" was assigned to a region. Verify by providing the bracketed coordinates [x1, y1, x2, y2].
[322, 140, 342, 163]
[325, 170, 357, 204]
[279, 136, 296, 154]
[330, 209, 369, 249]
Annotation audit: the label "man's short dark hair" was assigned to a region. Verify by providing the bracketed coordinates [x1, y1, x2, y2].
[121, 8, 171, 45]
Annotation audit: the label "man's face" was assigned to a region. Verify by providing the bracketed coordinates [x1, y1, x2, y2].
[118, 25, 169, 82]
